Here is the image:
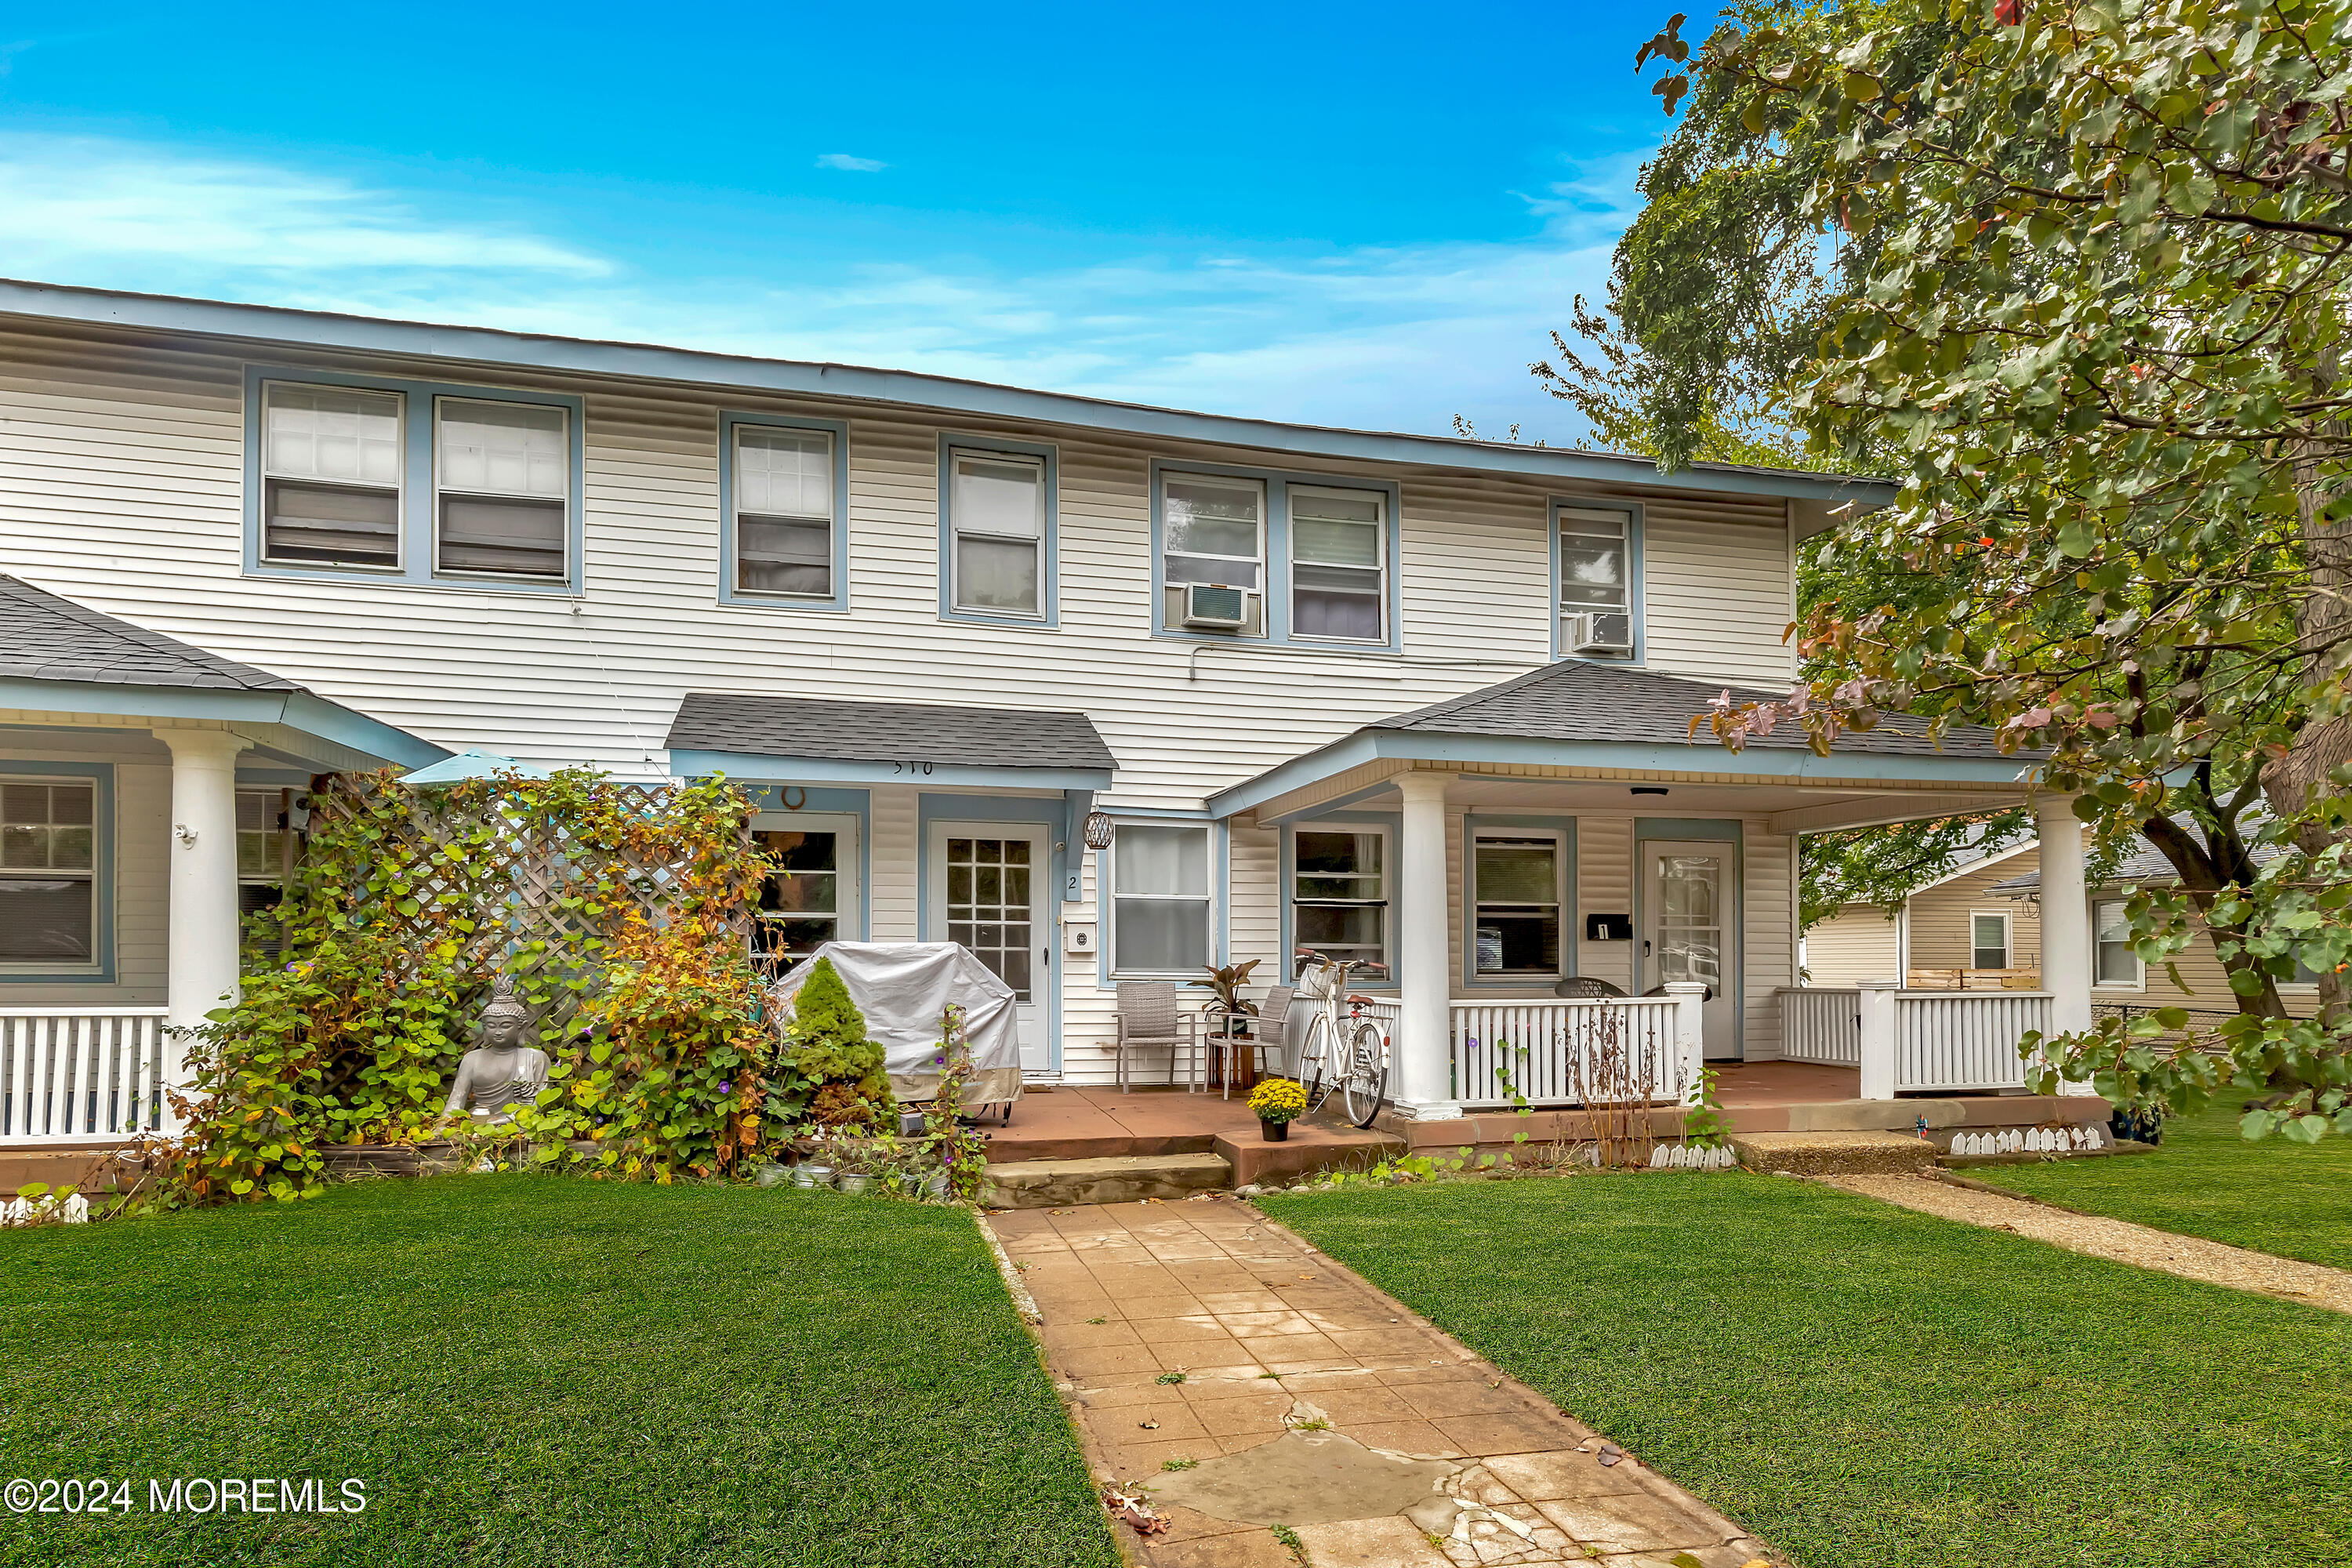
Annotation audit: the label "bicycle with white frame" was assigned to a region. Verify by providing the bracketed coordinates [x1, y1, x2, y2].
[1290, 946, 1392, 1129]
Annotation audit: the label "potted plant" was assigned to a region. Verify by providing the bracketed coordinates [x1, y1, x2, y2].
[1190, 960, 1262, 1036]
[1248, 1078, 1307, 1142]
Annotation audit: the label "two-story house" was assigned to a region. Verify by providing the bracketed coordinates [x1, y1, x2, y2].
[0, 278, 2103, 1153]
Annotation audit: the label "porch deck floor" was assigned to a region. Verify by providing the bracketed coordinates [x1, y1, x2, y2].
[1712, 1060, 1863, 1106]
[986, 1087, 1394, 1167]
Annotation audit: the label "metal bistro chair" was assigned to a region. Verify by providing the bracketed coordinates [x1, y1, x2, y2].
[1207, 984, 1298, 1100]
[1113, 981, 1201, 1092]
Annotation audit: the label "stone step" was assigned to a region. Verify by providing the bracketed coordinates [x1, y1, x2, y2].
[1729, 1129, 1941, 1176]
[978, 1152, 1234, 1209]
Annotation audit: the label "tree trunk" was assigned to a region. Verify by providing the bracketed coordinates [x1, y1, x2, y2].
[2138, 811, 2288, 1020]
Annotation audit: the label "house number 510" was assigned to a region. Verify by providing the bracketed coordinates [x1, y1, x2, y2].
[889, 761, 935, 775]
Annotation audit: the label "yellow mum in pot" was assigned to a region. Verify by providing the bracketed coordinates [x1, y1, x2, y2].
[1247, 1078, 1308, 1126]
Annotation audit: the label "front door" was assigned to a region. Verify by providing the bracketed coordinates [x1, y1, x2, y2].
[1640, 840, 1740, 1059]
[926, 821, 1051, 1073]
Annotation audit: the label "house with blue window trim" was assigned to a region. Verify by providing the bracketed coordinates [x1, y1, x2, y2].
[0, 278, 2107, 1162]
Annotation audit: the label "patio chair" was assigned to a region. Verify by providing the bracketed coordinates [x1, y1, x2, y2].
[1113, 981, 1200, 1092]
[1212, 985, 1297, 1098]
[1552, 976, 1626, 1000]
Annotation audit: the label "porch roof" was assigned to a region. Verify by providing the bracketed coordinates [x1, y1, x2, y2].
[665, 691, 1116, 790]
[0, 574, 448, 772]
[1208, 659, 2039, 822]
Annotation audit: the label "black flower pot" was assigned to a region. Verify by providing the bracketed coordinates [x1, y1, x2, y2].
[1260, 1119, 1289, 1142]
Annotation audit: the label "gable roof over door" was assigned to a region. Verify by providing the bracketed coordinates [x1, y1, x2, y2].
[666, 691, 1115, 790]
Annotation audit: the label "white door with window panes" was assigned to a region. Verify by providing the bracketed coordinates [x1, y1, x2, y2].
[1640, 840, 1740, 1058]
[927, 822, 1051, 1072]
[750, 811, 860, 976]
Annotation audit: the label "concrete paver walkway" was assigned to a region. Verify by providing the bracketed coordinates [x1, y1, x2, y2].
[1828, 1173, 2352, 1314]
[990, 1196, 1775, 1568]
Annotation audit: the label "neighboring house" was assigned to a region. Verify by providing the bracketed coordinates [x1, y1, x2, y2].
[1804, 835, 2318, 1018]
[0, 278, 2102, 1142]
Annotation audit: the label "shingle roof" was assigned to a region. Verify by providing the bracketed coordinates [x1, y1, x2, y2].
[666, 691, 1116, 771]
[0, 574, 300, 691]
[1989, 828, 2279, 893]
[1371, 659, 2015, 757]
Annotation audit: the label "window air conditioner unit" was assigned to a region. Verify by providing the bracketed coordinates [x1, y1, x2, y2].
[1182, 583, 1251, 629]
[1569, 611, 1634, 655]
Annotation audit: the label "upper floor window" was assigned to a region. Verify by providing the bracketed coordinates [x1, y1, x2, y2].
[1558, 503, 1638, 659]
[435, 398, 569, 579]
[1290, 488, 1386, 642]
[1293, 826, 1388, 972]
[1163, 476, 1266, 636]
[1110, 823, 1211, 975]
[1, 779, 96, 970]
[734, 426, 836, 599]
[946, 448, 1047, 619]
[261, 383, 403, 568]
[246, 368, 582, 593]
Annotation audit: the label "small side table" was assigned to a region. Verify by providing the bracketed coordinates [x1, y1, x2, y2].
[1204, 1013, 1263, 1098]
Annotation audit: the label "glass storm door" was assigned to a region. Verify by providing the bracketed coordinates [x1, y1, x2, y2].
[927, 821, 1051, 1073]
[1641, 840, 1740, 1059]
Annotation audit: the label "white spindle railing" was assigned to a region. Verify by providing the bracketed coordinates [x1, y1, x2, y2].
[1778, 987, 1863, 1066]
[1892, 990, 2049, 1093]
[0, 1008, 175, 1145]
[1446, 996, 1685, 1109]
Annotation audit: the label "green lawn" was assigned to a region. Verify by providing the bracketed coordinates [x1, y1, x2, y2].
[1969, 1100, 2352, 1269]
[0, 1178, 1116, 1568]
[1261, 1173, 2352, 1568]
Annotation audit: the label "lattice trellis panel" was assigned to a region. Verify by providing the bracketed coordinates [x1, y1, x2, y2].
[300, 773, 760, 1050]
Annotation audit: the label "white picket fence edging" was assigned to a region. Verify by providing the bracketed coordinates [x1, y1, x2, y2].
[1647, 1142, 1738, 1171]
[1949, 1123, 2106, 1158]
[0, 1007, 176, 1146]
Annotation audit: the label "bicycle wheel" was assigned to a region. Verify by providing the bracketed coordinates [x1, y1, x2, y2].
[1297, 1011, 1336, 1112]
[1340, 1018, 1390, 1129]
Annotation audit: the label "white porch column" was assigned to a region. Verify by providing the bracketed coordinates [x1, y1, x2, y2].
[2035, 793, 2099, 1095]
[1857, 978, 1899, 1101]
[1392, 771, 1459, 1119]
[159, 729, 251, 1043]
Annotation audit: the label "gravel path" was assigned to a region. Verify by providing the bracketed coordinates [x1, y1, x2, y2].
[1826, 1174, 2352, 1315]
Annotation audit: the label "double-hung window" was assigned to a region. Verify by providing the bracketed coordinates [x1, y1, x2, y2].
[434, 398, 570, 578]
[260, 383, 403, 568]
[1473, 832, 1564, 977]
[0, 779, 96, 968]
[1293, 828, 1387, 971]
[948, 450, 1047, 617]
[1290, 489, 1386, 641]
[1111, 824, 1210, 975]
[1162, 476, 1265, 635]
[734, 426, 837, 599]
[1558, 504, 1635, 655]
[1970, 912, 2013, 971]
[2092, 900, 2141, 986]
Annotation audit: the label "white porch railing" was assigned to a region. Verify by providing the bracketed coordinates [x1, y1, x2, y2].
[1779, 987, 1862, 1067]
[1893, 989, 2048, 1093]
[1779, 985, 2050, 1095]
[0, 1008, 176, 1145]
[1446, 996, 1689, 1109]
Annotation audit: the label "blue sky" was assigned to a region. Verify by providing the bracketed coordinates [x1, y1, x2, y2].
[0, 3, 1675, 439]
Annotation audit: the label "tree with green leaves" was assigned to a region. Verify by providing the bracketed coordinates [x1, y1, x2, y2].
[1624, 0, 2352, 1138]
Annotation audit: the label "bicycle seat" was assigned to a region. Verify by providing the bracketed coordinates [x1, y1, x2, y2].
[1345, 993, 1379, 1006]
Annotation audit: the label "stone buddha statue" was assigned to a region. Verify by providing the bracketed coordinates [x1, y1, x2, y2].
[441, 975, 552, 1124]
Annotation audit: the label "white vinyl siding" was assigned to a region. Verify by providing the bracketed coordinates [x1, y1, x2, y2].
[733, 426, 835, 598]
[947, 449, 1045, 616]
[434, 397, 568, 578]
[1111, 824, 1210, 976]
[260, 382, 402, 568]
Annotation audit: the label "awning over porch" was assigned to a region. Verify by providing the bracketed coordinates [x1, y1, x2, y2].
[662, 691, 1116, 791]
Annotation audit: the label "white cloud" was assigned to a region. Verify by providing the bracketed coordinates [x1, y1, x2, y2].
[0, 132, 1646, 438]
[0, 133, 608, 277]
[814, 153, 887, 172]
